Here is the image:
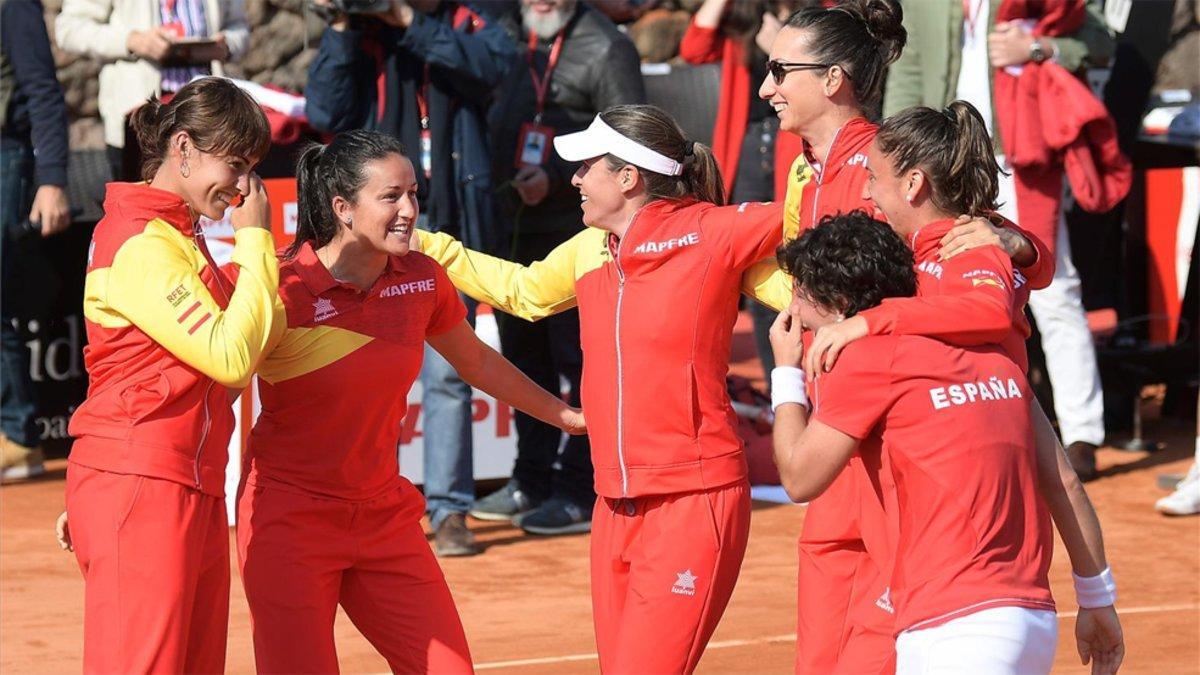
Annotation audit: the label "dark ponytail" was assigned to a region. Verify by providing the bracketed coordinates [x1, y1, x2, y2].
[784, 0, 906, 114]
[285, 129, 408, 259]
[599, 104, 727, 206]
[876, 100, 1003, 217]
[130, 76, 271, 181]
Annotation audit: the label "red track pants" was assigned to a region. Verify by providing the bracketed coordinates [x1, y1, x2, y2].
[590, 481, 751, 674]
[66, 462, 230, 674]
[236, 481, 472, 674]
[795, 459, 895, 674]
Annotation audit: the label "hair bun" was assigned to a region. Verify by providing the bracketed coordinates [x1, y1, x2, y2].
[850, 0, 906, 65]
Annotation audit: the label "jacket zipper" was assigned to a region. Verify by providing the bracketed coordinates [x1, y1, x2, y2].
[611, 210, 644, 497]
[809, 123, 847, 228]
[191, 224, 229, 491]
[195, 384, 213, 489]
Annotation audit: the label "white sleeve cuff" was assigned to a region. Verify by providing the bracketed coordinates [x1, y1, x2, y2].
[771, 366, 808, 412]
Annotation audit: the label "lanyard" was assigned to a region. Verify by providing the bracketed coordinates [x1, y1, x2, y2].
[527, 30, 565, 124]
[415, 63, 431, 131]
[962, 0, 984, 40]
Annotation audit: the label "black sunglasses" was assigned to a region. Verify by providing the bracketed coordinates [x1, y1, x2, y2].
[766, 59, 838, 85]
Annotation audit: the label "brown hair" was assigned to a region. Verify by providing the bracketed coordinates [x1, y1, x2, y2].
[599, 104, 726, 206]
[288, 130, 408, 258]
[783, 0, 906, 113]
[875, 100, 1003, 217]
[130, 77, 272, 181]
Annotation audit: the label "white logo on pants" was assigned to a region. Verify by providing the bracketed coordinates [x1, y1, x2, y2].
[672, 570, 698, 596]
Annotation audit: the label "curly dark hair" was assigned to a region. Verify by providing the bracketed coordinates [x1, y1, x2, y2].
[775, 210, 917, 317]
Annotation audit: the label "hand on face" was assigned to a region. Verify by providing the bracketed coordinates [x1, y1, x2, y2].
[769, 309, 805, 369]
[230, 173, 271, 232]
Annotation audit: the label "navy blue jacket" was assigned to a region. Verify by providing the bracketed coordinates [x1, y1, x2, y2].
[306, 4, 514, 253]
[0, 0, 69, 187]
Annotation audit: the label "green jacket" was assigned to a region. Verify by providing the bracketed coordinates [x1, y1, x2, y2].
[883, 0, 1115, 144]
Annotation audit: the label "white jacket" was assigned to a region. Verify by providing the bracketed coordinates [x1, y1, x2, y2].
[55, 0, 249, 147]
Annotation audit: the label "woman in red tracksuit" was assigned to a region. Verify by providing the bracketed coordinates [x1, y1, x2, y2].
[412, 103, 788, 673]
[60, 77, 279, 673]
[769, 213, 1062, 673]
[680, 0, 807, 377]
[791, 100, 1126, 672]
[751, 3, 1058, 671]
[236, 130, 584, 674]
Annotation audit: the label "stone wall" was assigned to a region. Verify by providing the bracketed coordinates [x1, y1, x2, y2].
[43, 0, 321, 150]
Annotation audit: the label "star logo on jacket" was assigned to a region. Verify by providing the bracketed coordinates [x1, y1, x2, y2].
[313, 297, 339, 323]
[671, 569, 698, 596]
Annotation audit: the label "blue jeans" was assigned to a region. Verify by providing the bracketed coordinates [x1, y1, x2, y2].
[416, 214, 477, 529]
[0, 141, 39, 447]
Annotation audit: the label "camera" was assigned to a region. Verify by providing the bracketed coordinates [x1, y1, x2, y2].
[310, 0, 391, 21]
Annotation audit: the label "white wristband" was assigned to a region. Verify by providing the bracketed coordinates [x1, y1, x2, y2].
[771, 367, 808, 411]
[1073, 566, 1117, 608]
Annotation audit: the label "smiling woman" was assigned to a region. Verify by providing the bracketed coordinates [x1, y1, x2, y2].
[235, 129, 586, 673]
[61, 76, 281, 673]
[131, 77, 272, 219]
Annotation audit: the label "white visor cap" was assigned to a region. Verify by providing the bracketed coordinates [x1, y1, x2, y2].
[554, 114, 684, 176]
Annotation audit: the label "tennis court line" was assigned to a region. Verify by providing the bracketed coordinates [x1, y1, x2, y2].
[471, 603, 1198, 670]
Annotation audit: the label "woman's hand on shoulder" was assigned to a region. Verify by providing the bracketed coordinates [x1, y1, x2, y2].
[805, 315, 868, 374]
[938, 214, 1032, 266]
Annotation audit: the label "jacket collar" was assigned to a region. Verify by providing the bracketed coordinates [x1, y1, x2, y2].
[909, 218, 958, 262]
[293, 240, 406, 296]
[104, 182, 197, 237]
[803, 116, 877, 183]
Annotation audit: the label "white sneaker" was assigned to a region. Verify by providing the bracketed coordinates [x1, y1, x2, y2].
[1177, 461, 1200, 490]
[1156, 479, 1200, 516]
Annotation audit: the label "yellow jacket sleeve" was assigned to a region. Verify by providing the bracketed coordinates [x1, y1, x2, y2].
[107, 225, 281, 388]
[740, 260, 791, 312]
[739, 154, 811, 312]
[417, 229, 582, 321]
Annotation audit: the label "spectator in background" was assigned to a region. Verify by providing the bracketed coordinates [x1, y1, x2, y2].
[0, 0, 70, 482]
[304, 0, 514, 557]
[679, 0, 807, 380]
[884, 0, 1117, 481]
[467, 0, 644, 535]
[55, 0, 249, 182]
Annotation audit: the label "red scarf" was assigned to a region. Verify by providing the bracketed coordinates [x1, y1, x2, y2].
[991, 0, 1131, 256]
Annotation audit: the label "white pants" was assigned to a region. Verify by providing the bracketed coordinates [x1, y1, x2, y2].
[998, 161, 1106, 446]
[895, 606, 1058, 675]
